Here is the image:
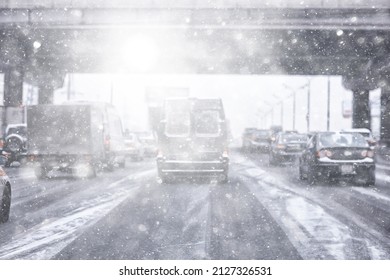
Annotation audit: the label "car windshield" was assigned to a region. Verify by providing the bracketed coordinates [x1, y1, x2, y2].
[280, 134, 307, 143]
[318, 133, 368, 148]
[254, 130, 270, 137]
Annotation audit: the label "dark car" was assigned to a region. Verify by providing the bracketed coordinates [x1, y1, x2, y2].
[243, 129, 272, 152]
[269, 132, 307, 165]
[299, 132, 375, 186]
[241, 127, 257, 151]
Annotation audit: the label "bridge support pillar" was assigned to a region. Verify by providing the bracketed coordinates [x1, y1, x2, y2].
[38, 84, 54, 104]
[3, 68, 24, 107]
[380, 87, 390, 140]
[35, 72, 65, 104]
[352, 89, 371, 129]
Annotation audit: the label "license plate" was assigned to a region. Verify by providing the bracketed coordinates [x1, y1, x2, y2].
[340, 165, 354, 174]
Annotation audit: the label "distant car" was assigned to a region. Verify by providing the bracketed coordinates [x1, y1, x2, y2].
[299, 132, 375, 186]
[0, 158, 11, 223]
[2, 124, 27, 166]
[124, 133, 144, 161]
[269, 132, 307, 165]
[342, 128, 376, 148]
[136, 132, 157, 157]
[269, 125, 283, 143]
[249, 129, 271, 152]
[241, 128, 257, 151]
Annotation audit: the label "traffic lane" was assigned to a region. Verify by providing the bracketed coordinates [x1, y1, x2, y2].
[54, 174, 301, 260]
[249, 152, 390, 229]
[0, 159, 156, 260]
[54, 178, 211, 260]
[241, 151, 390, 259]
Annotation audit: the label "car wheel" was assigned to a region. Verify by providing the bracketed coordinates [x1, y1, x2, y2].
[218, 171, 229, 184]
[364, 171, 375, 187]
[35, 165, 49, 179]
[0, 184, 11, 223]
[119, 160, 126, 168]
[6, 137, 22, 153]
[307, 167, 318, 185]
[299, 164, 306, 180]
[160, 174, 173, 184]
[269, 152, 277, 166]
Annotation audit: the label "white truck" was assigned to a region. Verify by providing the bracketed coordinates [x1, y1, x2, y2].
[27, 102, 126, 179]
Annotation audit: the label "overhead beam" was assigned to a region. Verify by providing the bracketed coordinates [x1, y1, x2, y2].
[0, 8, 389, 30]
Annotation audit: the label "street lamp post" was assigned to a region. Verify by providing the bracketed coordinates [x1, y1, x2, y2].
[293, 91, 296, 131]
[306, 79, 311, 132]
[280, 101, 284, 128]
[283, 80, 311, 132]
[327, 76, 331, 131]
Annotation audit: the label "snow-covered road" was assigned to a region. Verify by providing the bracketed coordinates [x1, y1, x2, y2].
[1, 150, 389, 259]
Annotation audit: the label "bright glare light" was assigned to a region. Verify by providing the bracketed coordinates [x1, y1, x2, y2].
[33, 41, 42, 49]
[121, 36, 159, 72]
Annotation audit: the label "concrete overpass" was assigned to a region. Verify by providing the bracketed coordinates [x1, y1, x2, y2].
[1, 0, 390, 138]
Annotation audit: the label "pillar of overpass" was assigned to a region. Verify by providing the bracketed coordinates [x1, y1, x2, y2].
[3, 68, 24, 107]
[342, 75, 376, 131]
[352, 90, 371, 129]
[38, 84, 54, 104]
[380, 86, 390, 140]
[36, 73, 64, 104]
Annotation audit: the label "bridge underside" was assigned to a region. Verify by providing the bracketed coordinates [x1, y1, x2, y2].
[1, 8, 390, 137]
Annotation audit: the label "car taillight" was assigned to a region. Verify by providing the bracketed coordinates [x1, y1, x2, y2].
[0, 139, 4, 149]
[361, 150, 374, 158]
[222, 148, 229, 157]
[276, 144, 285, 149]
[317, 149, 332, 158]
[0, 167, 7, 176]
[104, 136, 110, 150]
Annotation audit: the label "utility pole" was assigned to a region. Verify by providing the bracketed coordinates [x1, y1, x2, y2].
[293, 91, 296, 131]
[67, 73, 71, 101]
[110, 76, 114, 105]
[327, 76, 331, 131]
[306, 79, 311, 132]
[280, 101, 284, 128]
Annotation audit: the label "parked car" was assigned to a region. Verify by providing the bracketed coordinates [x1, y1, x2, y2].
[342, 128, 377, 148]
[0, 156, 11, 223]
[124, 132, 145, 161]
[2, 124, 27, 166]
[299, 132, 375, 186]
[269, 132, 307, 165]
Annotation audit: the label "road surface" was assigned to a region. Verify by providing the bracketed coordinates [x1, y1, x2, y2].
[1, 150, 390, 260]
